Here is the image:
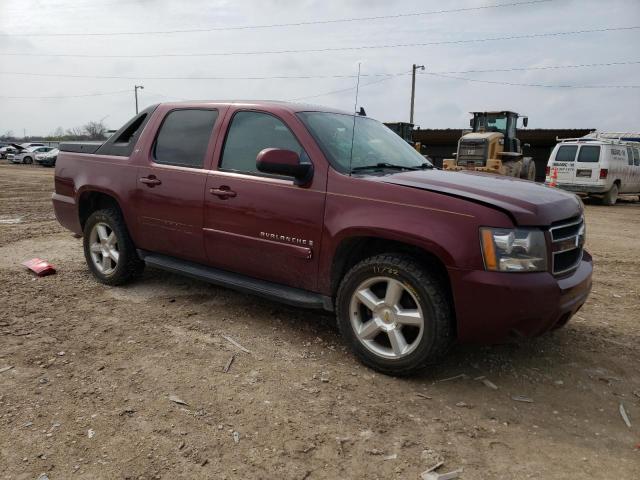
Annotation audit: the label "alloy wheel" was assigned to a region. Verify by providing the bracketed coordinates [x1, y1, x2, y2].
[89, 222, 119, 275]
[349, 276, 425, 359]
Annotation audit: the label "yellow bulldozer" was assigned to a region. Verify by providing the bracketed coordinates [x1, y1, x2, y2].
[443, 111, 535, 181]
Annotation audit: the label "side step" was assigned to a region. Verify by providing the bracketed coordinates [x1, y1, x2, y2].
[139, 251, 333, 311]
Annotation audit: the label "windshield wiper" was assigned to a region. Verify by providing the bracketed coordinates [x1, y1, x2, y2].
[413, 162, 434, 170]
[351, 162, 415, 172]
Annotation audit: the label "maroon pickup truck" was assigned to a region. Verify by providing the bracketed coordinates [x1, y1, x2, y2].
[53, 101, 592, 375]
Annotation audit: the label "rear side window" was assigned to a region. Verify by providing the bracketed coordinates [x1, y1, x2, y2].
[555, 145, 577, 162]
[627, 147, 634, 165]
[153, 109, 218, 168]
[220, 111, 303, 175]
[577, 145, 600, 163]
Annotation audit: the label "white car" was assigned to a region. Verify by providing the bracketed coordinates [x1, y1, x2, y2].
[8, 146, 55, 164]
[546, 137, 640, 205]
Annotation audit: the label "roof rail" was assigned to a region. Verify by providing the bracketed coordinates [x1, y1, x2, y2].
[556, 132, 640, 146]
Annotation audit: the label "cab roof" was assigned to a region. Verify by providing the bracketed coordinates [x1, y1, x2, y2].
[159, 100, 352, 115]
[469, 111, 523, 116]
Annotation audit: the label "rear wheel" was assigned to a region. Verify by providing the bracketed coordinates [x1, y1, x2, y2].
[602, 183, 618, 206]
[336, 254, 454, 375]
[83, 208, 144, 285]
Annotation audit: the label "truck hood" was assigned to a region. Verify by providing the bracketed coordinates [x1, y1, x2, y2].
[368, 170, 582, 226]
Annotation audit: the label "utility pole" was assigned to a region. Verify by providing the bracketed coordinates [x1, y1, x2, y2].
[409, 64, 425, 124]
[134, 85, 144, 114]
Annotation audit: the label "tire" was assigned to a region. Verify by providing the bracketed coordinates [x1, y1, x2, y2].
[602, 183, 618, 206]
[336, 254, 454, 376]
[23, 156, 33, 164]
[83, 208, 144, 285]
[520, 157, 536, 181]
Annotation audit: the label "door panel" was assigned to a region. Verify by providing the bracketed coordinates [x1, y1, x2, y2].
[133, 108, 220, 263]
[204, 173, 325, 290]
[203, 109, 327, 291]
[134, 166, 209, 263]
[574, 145, 601, 186]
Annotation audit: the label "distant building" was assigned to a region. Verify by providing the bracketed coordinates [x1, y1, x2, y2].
[413, 128, 595, 182]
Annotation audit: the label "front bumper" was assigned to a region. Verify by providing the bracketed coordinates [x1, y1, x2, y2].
[449, 251, 593, 343]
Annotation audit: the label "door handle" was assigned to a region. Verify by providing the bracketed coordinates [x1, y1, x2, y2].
[140, 176, 162, 187]
[210, 186, 237, 199]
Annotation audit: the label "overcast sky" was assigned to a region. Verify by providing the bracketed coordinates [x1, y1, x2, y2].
[0, 0, 639, 137]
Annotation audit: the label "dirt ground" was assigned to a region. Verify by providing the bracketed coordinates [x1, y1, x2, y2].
[0, 163, 638, 480]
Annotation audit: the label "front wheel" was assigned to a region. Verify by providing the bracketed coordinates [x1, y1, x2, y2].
[336, 254, 454, 376]
[23, 156, 33, 164]
[520, 157, 536, 181]
[83, 208, 144, 285]
[602, 184, 618, 206]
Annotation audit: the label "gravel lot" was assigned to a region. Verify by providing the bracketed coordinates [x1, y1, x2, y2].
[1, 163, 638, 480]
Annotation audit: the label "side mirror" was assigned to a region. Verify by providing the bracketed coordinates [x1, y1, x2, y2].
[256, 148, 313, 185]
[523, 117, 528, 127]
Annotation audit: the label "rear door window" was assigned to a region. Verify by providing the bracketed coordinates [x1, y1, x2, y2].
[153, 109, 218, 168]
[577, 145, 600, 163]
[555, 145, 578, 162]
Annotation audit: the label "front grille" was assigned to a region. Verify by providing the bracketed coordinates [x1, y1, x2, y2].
[549, 216, 585, 275]
[457, 140, 486, 166]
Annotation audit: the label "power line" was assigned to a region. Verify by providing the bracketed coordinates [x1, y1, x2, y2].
[424, 72, 640, 88]
[0, 90, 131, 99]
[426, 60, 640, 75]
[0, 61, 638, 81]
[2, 26, 637, 59]
[288, 74, 404, 102]
[0, 0, 554, 37]
[0, 71, 403, 81]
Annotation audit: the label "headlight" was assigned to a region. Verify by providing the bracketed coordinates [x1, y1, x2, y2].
[480, 227, 547, 272]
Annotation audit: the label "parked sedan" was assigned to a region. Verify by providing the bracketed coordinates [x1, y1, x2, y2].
[0, 145, 17, 159]
[35, 148, 59, 167]
[9, 146, 55, 164]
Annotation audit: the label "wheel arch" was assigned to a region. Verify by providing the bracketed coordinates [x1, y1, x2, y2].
[329, 235, 455, 321]
[77, 189, 124, 231]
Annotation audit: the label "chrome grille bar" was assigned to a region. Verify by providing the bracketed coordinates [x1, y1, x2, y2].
[549, 216, 585, 275]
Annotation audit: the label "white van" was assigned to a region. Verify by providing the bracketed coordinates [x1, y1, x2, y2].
[546, 138, 640, 205]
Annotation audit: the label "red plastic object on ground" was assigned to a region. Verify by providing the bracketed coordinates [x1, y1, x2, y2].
[22, 258, 56, 277]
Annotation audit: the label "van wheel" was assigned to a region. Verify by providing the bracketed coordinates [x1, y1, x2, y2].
[83, 208, 144, 285]
[336, 254, 453, 376]
[602, 184, 618, 206]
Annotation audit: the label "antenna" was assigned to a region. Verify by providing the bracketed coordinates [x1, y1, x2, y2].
[348, 62, 362, 176]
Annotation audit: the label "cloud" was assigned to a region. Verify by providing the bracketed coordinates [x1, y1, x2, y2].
[0, 0, 638, 134]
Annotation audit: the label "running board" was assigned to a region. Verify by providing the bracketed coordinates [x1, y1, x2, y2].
[138, 251, 333, 311]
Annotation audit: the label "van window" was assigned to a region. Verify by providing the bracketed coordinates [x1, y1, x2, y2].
[555, 145, 577, 162]
[577, 145, 600, 163]
[153, 109, 218, 169]
[634, 148, 640, 166]
[627, 147, 634, 166]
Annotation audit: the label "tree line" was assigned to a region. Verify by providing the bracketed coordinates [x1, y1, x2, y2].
[1, 120, 109, 142]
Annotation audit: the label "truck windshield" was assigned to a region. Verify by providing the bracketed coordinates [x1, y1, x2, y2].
[476, 114, 507, 134]
[298, 112, 431, 173]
